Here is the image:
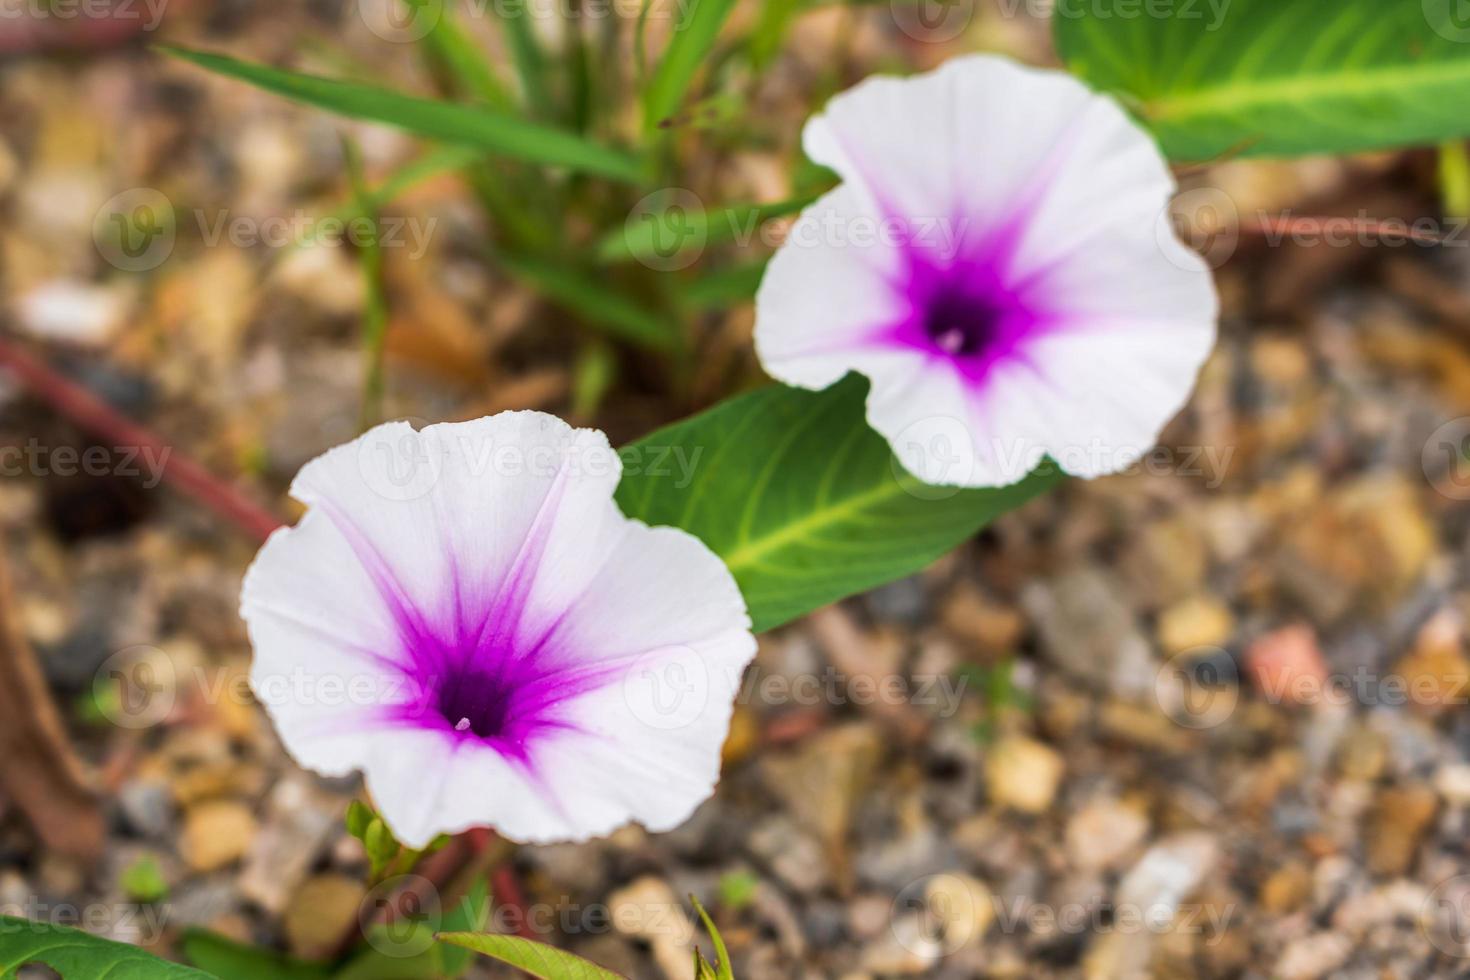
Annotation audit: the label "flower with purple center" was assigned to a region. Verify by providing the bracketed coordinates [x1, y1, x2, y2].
[755, 55, 1219, 488]
[240, 412, 755, 847]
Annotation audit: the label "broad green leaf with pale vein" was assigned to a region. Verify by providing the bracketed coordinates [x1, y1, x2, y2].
[435, 933, 625, 979]
[1055, 0, 1470, 160]
[162, 48, 642, 183]
[1, 916, 216, 979]
[615, 375, 1060, 631]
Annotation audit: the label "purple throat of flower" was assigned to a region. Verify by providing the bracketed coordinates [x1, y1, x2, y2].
[878, 213, 1051, 385]
[319, 494, 615, 768]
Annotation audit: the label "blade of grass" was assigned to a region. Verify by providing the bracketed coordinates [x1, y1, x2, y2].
[497, 251, 680, 351]
[343, 138, 391, 430]
[677, 259, 767, 309]
[642, 0, 738, 132]
[163, 47, 643, 183]
[410, 0, 513, 108]
[596, 192, 819, 264]
[495, 4, 554, 119]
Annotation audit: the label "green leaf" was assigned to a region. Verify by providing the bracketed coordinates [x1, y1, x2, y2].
[689, 897, 733, 980]
[0, 916, 215, 979]
[435, 933, 627, 979]
[182, 930, 329, 980]
[595, 193, 817, 265]
[642, 0, 738, 131]
[162, 47, 642, 183]
[497, 252, 681, 351]
[614, 375, 1060, 631]
[678, 260, 767, 310]
[411, 0, 513, 109]
[343, 137, 391, 431]
[345, 800, 375, 841]
[120, 855, 170, 904]
[438, 880, 491, 978]
[1055, 0, 1470, 160]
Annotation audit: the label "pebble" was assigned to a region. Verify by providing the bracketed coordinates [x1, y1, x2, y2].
[181, 801, 258, 873]
[940, 584, 1024, 653]
[1392, 608, 1470, 715]
[1365, 784, 1437, 876]
[238, 776, 340, 915]
[1065, 798, 1149, 872]
[117, 779, 174, 841]
[1156, 595, 1235, 655]
[14, 279, 134, 346]
[608, 877, 694, 980]
[984, 736, 1064, 814]
[1259, 862, 1313, 914]
[1021, 567, 1154, 699]
[1246, 625, 1328, 707]
[1434, 763, 1470, 805]
[748, 817, 830, 896]
[284, 874, 366, 960]
[923, 873, 994, 952]
[1276, 932, 1351, 980]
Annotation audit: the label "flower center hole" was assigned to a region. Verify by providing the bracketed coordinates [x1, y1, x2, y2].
[923, 288, 1005, 357]
[435, 668, 516, 740]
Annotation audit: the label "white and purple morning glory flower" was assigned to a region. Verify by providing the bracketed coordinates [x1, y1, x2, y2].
[755, 54, 1219, 488]
[240, 412, 755, 847]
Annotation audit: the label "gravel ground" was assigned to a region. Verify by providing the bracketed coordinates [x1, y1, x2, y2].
[5, 3, 1470, 979]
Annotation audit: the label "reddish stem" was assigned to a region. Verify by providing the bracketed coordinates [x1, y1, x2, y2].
[0, 338, 283, 544]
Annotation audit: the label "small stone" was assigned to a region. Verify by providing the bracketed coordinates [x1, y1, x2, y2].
[284, 875, 366, 960]
[984, 736, 1064, 814]
[1246, 625, 1328, 707]
[941, 584, 1024, 654]
[608, 877, 694, 980]
[861, 915, 941, 975]
[117, 779, 174, 841]
[1065, 798, 1149, 872]
[181, 801, 258, 872]
[1022, 567, 1154, 698]
[1365, 784, 1437, 876]
[1334, 724, 1387, 782]
[1276, 932, 1351, 980]
[1392, 609, 1470, 715]
[922, 873, 995, 950]
[14, 279, 134, 346]
[748, 817, 829, 895]
[1434, 763, 1470, 805]
[1259, 862, 1313, 914]
[239, 776, 340, 915]
[761, 723, 881, 856]
[1156, 595, 1235, 655]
